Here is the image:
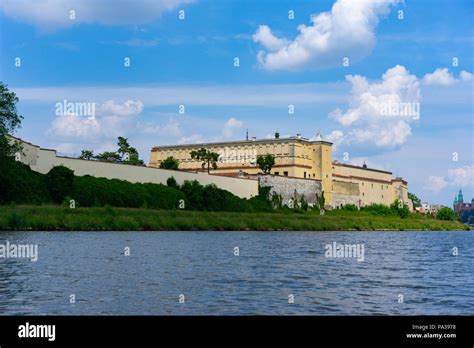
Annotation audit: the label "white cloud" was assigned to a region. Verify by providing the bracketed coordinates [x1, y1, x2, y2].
[422, 68, 456, 86]
[328, 65, 420, 147]
[425, 166, 474, 193]
[178, 134, 205, 145]
[253, 0, 398, 71]
[253, 26, 290, 51]
[0, 0, 194, 31]
[139, 117, 181, 136]
[447, 166, 474, 188]
[422, 68, 474, 85]
[459, 70, 474, 82]
[13, 83, 348, 106]
[99, 100, 144, 117]
[425, 176, 448, 193]
[222, 117, 243, 138]
[50, 114, 101, 139]
[49, 100, 143, 140]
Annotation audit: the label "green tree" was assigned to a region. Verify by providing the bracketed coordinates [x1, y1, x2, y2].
[46, 165, 75, 203]
[93, 137, 144, 165]
[390, 199, 409, 218]
[408, 192, 421, 208]
[0, 82, 24, 158]
[160, 156, 179, 170]
[117, 136, 144, 165]
[257, 154, 275, 174]
[95, 151, 121, 163]
[190, 148, 219, 173]
[79, 150, 94, 160]
[436, 207, 455, 221]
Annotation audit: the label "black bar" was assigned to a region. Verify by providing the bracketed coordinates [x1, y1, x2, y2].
[0, 316, 472, 346]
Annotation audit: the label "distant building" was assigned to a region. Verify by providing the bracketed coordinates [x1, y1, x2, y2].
[453, 189, 474, 225]
[150, 132, 413, 210]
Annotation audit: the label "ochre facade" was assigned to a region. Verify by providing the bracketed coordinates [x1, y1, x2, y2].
[149, 135, 412, 210]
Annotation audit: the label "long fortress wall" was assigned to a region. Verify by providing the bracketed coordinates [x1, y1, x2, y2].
[12, 137, 259, 199]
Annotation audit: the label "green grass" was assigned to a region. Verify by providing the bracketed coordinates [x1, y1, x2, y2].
[0, 205, 469, 231]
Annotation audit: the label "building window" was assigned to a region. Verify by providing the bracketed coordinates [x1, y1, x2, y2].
[275, 172, 279, 176]
[284, 171, 288, 177]
[381, 184, 383, 189]
[362, 193, 365, 196]
[382, 195, 384, 199]
[362, 182, 364, 186]
[371, 183, 373, 188]
[304, 172, 307, 178]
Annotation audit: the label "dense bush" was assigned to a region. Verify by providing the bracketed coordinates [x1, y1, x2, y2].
[0, 157, 48, 204]
[179, 180, 272, 212]
[436, 207, 455, 221]
[72, 175, 184, 209]
[361, 203, 393, 216]
[390, 200, 410, 218]
[339, 204, 359, 211]
[0, 158, 272, 212]
[46, 165, 74, 203]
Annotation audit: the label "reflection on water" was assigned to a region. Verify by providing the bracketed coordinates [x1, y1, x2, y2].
[0, 231, 473, 315]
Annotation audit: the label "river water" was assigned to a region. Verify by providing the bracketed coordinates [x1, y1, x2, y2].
[0, 231, 472, 315]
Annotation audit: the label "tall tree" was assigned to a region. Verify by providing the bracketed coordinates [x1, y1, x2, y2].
[0, 82, 23, 158]
[116, 136, 144, 165]
[257, 154, 275, 174]
[90, 136, 144, 165]
[190, 148, 219, 173]
[408, 192, 421, 208]
[79, 150, 94, 160]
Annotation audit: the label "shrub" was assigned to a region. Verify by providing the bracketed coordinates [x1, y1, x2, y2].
[436, 207, 455, 221]
[160, 156, 179, 170]
[340, 204, 358, 211]
[167, 176, 178, 188]
[362, 203, 393, 216]
[46, 166, 75, 203]
[0, 157, 48, 204]
[390, 199, 409, 218]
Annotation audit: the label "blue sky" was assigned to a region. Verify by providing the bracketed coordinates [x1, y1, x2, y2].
[0, 0, 473, 206]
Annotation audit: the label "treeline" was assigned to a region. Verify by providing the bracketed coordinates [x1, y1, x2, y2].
[0, 159, 272, 212]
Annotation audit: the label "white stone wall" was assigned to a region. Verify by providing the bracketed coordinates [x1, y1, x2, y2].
[12, 138, 258, 199]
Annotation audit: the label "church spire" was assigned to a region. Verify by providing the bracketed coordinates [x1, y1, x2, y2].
[458, 189, 464, 203]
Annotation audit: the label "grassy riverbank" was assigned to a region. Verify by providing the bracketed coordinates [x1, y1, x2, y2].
[0, 205, 469, 231]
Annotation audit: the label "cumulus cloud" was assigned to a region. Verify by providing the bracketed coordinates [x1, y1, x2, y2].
[139, 117, 181, 136]
[425, 166, 474, 193]
[49, 99, 143, 140]
[51, 114, 101, 139]
[253, 0, 398, 71]
[99, 100, 144, 117]
[328, 65, 420, 148]
[222, 117, 243, 138]
[422, 68, 474, 85]
[0, 0, 194, 31]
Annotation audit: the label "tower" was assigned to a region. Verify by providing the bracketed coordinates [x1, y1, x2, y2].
[311, 132, 332, 207]
[457, 189, 464, 204]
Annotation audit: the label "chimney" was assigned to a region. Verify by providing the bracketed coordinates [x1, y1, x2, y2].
[275, 131, 280, 139]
